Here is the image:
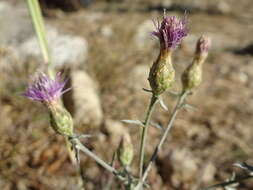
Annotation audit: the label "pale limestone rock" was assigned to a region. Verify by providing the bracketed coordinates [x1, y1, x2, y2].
[71, 71, 103, 127]
[19, 26, 88, 69]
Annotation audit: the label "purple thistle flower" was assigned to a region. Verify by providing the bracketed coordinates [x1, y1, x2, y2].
[152, 14, 188, 50]
[23, 72, 70, 103]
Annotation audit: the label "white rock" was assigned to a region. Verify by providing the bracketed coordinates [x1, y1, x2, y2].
[127, 64, 150, 91]
[71, 71, 103, 127]
[202, 162, 216, 183]
[0, 2, 33, 46]
[19, 26, 88, 69]
[216, 1, 231, 14]
[0, 47, 20, 72]
[134, 20, 156, 50]
[104, 119, 128, 146]
[171, 148, 199, 182]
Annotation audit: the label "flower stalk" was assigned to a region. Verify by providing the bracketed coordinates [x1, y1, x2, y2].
[26, 0, 54, 77]
[139, 94, 158, 178]
[69, 137, 126, 182]
[139, 13, 188, 181]
[136, 35, 211, 189]
[135, 91, 189, 190]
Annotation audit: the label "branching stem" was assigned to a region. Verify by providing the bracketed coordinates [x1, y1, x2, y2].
[70, 138, 125, 182]
[136, 91, 189, 189]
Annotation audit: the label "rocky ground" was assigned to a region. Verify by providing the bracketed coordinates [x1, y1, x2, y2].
[1, 0, 253, 189]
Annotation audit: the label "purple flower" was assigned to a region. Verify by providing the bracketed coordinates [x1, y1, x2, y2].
[23, 72, 69, 103]
[152, 14, 188, 50]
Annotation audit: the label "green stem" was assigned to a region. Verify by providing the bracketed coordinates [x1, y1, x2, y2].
[26, 0, 54, 77]
[200, 175, 253, 190]
[139, 94, 158, 178]
[136, 91, 188, 189]
[71, 138, 125, 182]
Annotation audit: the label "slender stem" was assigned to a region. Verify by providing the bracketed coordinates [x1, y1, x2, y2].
[200, 175, 253, 190]
[72, 138, 125, 182]
[77, 164, 86, 190]
[26, 0, 54, 77]
[139, 94, 158, 178]
[136, 91, 188, 189]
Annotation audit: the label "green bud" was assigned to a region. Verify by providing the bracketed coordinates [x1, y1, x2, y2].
[148, 50, 175, 96]
[181, 62, 202, 92]
[47, 103, 74, 137]
[181, 36, 211, 92]
[117, 133, 134, 168]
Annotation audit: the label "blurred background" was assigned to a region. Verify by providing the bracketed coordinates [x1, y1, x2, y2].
[1, 0, 253, 189]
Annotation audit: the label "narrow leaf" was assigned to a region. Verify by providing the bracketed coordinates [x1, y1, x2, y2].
[159, 97, 168, 111]
[150, 121, 164, 131]
[121, 119, 144, 127]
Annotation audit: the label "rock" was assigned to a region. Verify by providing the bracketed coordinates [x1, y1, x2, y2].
[125, 64, 151, 113]
[70, 71, 103, 127]
[0, 2, 88, 70]
[216, 1, 231, 14]
[0, 47, 20, 73]
[202, 162, 216, 183]
[164, 0, 232, 15]
[134, 20, 156, 50]
[157, 148, 200, 187]
[0, 2, 33, 46]
[19, 26, 88, 69]
[104, 119, 128, 147]
[170, 148, 200, 184]
[127, 64, 150, 91]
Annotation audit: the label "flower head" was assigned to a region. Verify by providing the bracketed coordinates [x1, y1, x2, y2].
[152, 14, 188, 50]
[23, 72, 69, 103]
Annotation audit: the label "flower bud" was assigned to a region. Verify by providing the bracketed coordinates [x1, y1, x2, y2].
[148, 50, 175, 96]
[181, 36, 211, 92]
[48, 103, 74, 137]
[117, 133, 134, 168]
[195, 35, 211, 61]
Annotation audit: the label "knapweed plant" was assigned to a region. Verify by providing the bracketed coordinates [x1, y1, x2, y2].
[24, 1, 220, 189]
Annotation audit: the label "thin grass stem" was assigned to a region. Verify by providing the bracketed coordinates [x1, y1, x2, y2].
[26, 0, 53, 77]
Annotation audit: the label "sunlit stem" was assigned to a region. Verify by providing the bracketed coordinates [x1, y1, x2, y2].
[139, 94, 158, 178]
[26, 0, 54, 78]
[69, 137, 126, 182]
[136, 91, 189, 189]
